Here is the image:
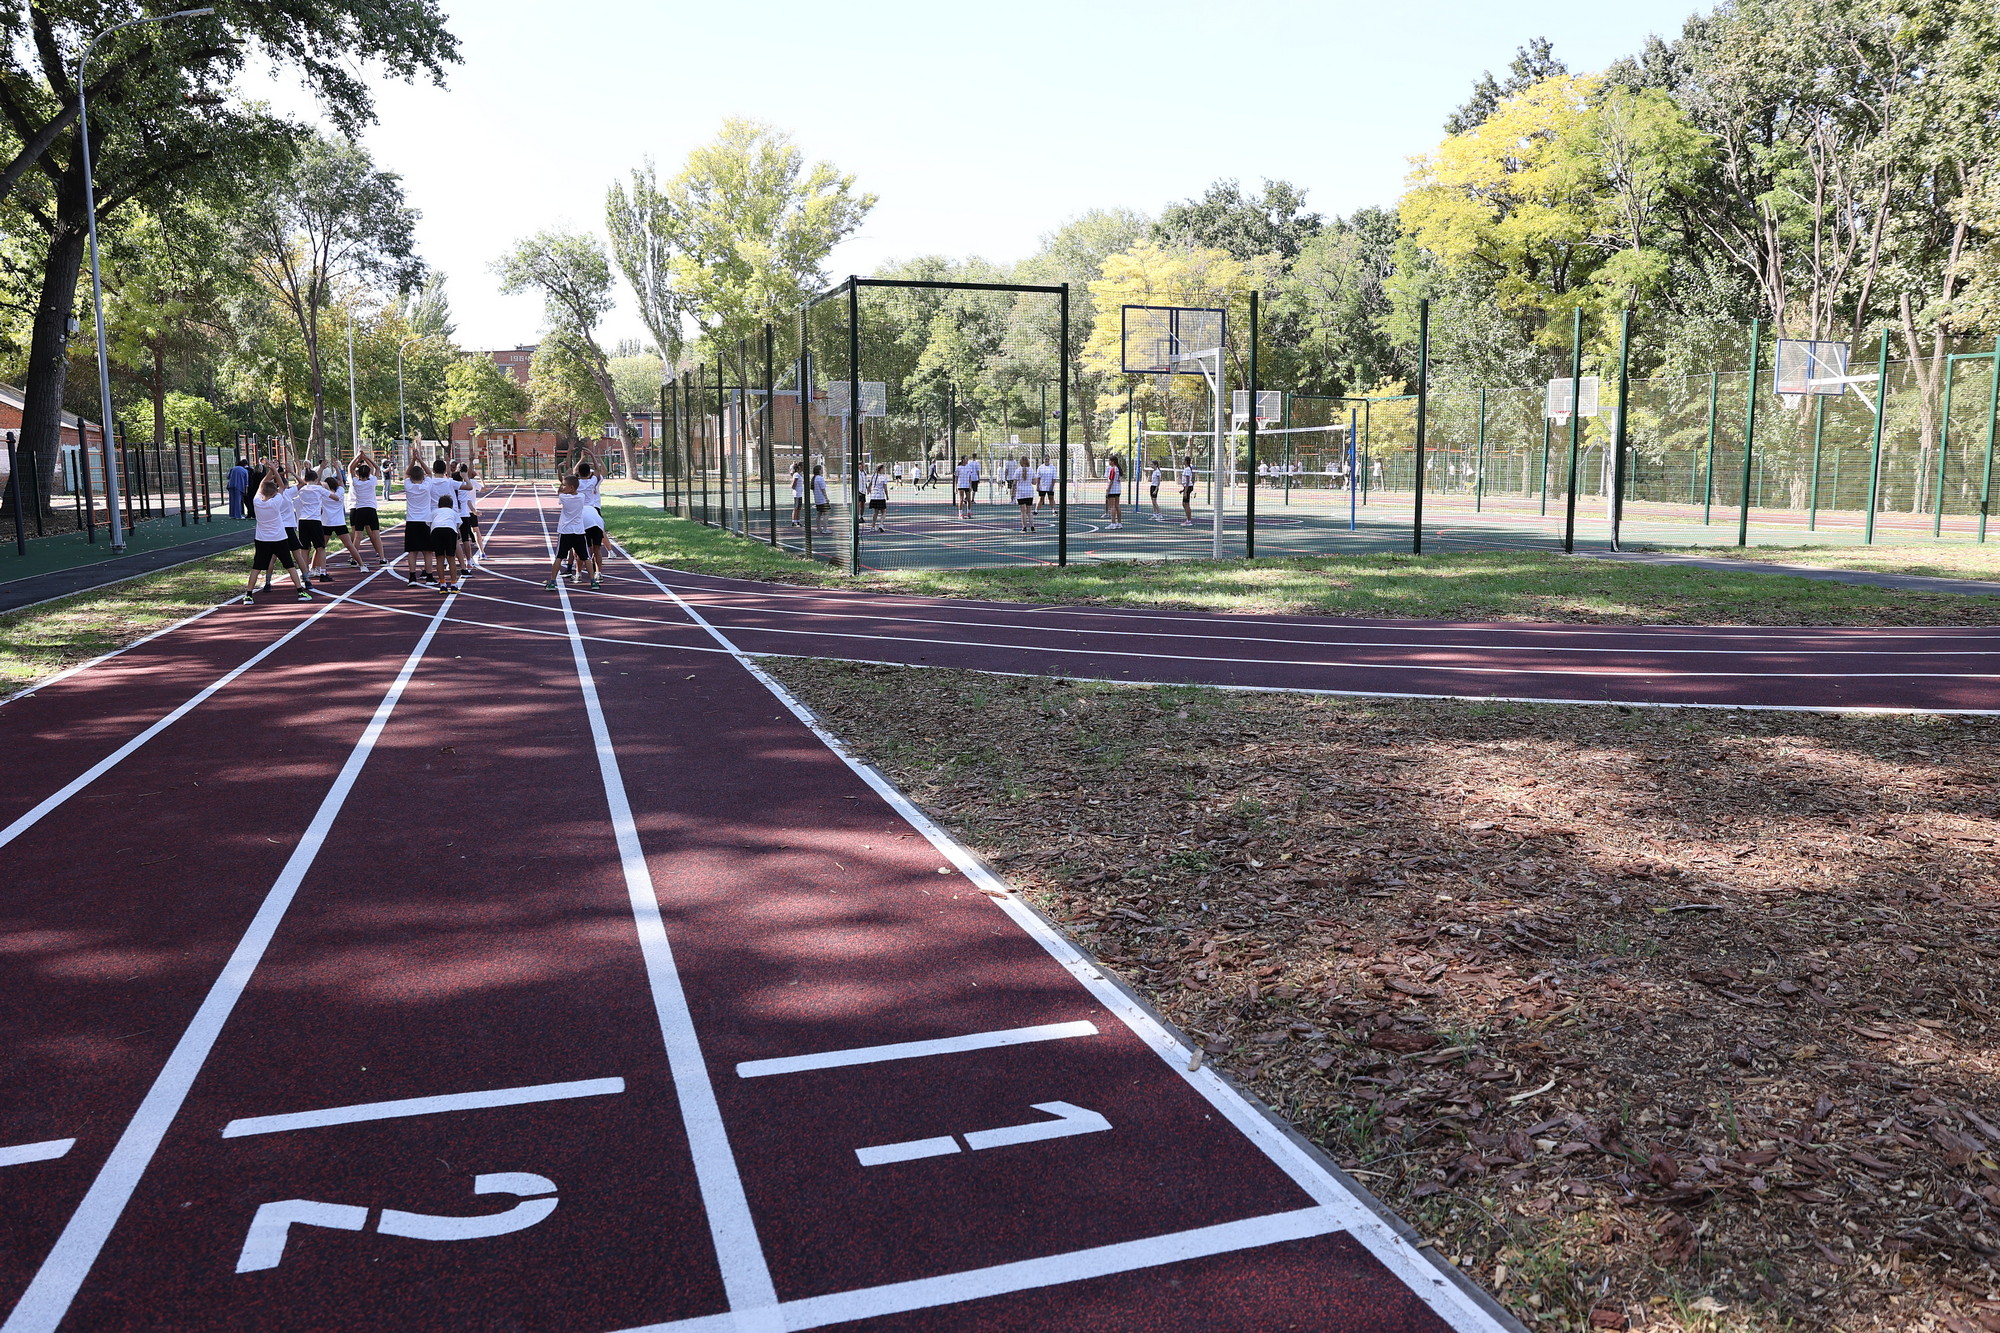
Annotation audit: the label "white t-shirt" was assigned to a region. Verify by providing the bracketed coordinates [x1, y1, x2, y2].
[791, 472, 804, 498]
[294, 484, 323, 523]
[867, 474, 889, 501]
[1149, 466, 1162, 488]
[253, 492, 289, 542]
[322, 484, 347, 524]
[556, 492, 591, 535]
[463, 480, 480, 513]
[1105, 464, 1122, 495]
[954, 463, 974, 490]
[1180, 465, 1196, 490]
[432, 484, 457, 523]
[278, 488, 298, 529]
[1013, 476, 1035, 501]
[353, 475, 378, 507]
[811, 474, 828, 504]
[964, 459, 981, 481]
[404, 478, 435, 523]
[1003, 461, 1021, 483]
[1036, 463, 1056, 491]
[577, 474, 602, 505]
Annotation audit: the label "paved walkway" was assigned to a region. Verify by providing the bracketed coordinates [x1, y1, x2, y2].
[1591, 549, 2000, 598]
[0, 522, 253, 615]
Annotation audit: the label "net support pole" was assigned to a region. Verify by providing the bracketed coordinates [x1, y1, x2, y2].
[660, 379, 672, 513]
[1413, 298, 1429, 555]
[1210, 358, 1224, 561]
[1245, 289, 1258, 559]
[764, 322, 778, 547]
[1348, 408, 1358, 530]
[1474, 388, 1486, 513]
[1057, 282, 1070, 567]
[1934, 360, 1956, 539]
[1736, 318, 1761, 546]
[1538, 417, 1550, 516]
[847, 278, 861, 575]
[1610, 309, 1633, 551]
[7, 432, 23, 555]
[1865, 328, 1890, 545]
[1561, 307, 1582, 554]
[1702, 373, 1718, 524]
[1980, 337, 1999, 543]
[1808, 393, 1825, 530]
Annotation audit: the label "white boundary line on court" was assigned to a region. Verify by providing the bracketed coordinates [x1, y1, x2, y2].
[736, 1021, 1099, 1079]
[612, 537, 1514, 1333]
[0, 588, 457, 1333]
[536, 499, 783, 1332]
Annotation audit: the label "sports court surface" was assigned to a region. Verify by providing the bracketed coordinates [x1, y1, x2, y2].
[5, 484, 1995, 1333]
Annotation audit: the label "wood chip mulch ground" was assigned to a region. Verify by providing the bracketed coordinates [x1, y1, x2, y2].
[767, 658, 2000, 1333]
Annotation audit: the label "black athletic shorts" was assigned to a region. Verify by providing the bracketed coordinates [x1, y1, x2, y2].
[350, 506, 379, 531]
[868, 498, 886, 511]
[458, 517, 476, 538]
[557, 532, 591, 561]
[298, 519, 325, 547]
[585, 526, 605, 547]
[285, 527, 301, 551]
[431, 526, 458, 557]
[404, 521, 430, 553]
[252, 539, 297, 571]
[324, 523, 348, 536]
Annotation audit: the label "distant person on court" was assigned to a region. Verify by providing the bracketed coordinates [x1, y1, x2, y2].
[954, 457, 975, 519]
[239, 474, 312, 603]
[1179, 458, 1197, 525]
[1102, 458, 1123, 529]
[1035, 457, 1056, 509]
[1148, 460, 1163, 520]
[789, 462, 805, 528]
[226, 457, 249, 519]
[1013, 456, 1038, 533]
[401, 461, 436, 583]
[320, 467, 361, 575]
[866, 464, 890, 531]
[428, 463, 463, 593]
[811, 464, 830, 532]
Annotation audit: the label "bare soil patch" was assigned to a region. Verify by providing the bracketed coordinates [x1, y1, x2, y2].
[768, 658, 2000, 1333]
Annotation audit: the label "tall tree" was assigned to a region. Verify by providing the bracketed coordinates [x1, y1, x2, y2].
[493, 228, 632, 470]
[0, 0, 457, 519]
[636, 118, 874, 356]
[1444, 36, 1569, 135]
[237, 135, 424, 455]
[1152, 179, 1322, 263]
[604, 160, 682, 369]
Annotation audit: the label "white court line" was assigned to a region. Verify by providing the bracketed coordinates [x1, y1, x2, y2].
[535, 498, 782, 1331]
[221, 1076, 626, 1138]
[736, 1021, 1098, 1079]
[614, 544, 1510, 1333]
[0, 590, 456, 1333]
[0, 1140, 74, 1168]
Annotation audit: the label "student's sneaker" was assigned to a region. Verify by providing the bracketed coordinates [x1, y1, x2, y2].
[261, 582, 275, 592]
[1181, 519, 1195, 526]
[317, 571, 332, 582]
[295, 590, 313, 602]
[543, 579, 558, 590]
[236, 592, 255, 604]
[346, 557, 362, 568]
[590, 578, 601, 590]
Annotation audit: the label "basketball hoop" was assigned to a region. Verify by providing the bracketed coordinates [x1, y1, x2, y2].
[1779, 393, 1805, 411]
[1552, 410, 1572, 429]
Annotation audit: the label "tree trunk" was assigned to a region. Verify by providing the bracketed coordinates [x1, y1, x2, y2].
[1, 159, 91, 527]
[305, 310, 325, 457]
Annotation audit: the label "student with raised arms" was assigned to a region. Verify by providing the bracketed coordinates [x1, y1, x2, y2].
[239, 474, 313, 603]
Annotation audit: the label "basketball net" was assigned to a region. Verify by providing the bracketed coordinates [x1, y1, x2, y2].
[1553, 410, 1572, 429]
[1779, 393, 1805, 411]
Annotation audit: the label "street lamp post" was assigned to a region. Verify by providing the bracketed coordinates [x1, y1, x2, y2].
[395, 334, 423, 475]
[78, 6, 215, 552]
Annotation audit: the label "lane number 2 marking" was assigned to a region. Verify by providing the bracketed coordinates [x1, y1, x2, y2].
[235, 1172, 558, 1272]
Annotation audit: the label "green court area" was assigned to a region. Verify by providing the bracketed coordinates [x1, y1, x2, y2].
[0, 511, 255, 585]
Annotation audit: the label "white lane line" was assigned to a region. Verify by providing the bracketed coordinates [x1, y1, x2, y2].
[220, 1076, 626, 1138]
[0, 1140, 75, 1168]
[736, 1021, 1098, 1079]
[535, 499, 781, 1331]
[0, 562, 409, 854]
[613, 546, 1511, 1333]
[607, 1206, 1349, 1333]
[854, 1137, 959, 1167]
[457, 573, 2000, 658]
[0, 593, 455, 1333]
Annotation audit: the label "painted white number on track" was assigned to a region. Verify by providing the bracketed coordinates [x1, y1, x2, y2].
[235, 1172, 558, 1272]
[855, 1101, 1111, 1168]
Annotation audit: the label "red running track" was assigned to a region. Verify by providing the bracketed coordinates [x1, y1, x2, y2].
[497, 558, 2000, 713]
[0, 485, 1512, 1333]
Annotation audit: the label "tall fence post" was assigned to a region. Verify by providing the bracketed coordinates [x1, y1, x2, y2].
[1934, 362, 1957, 539]
[847, 277, 861, 575]
[7, 431, 24, 555]
[1610, 309, 1633, 550]
[1562, 307, 1582, 554]
[1245, 289, 1258, 560]
[1981, 336, 1999, 543]
[1807, 394, 1825, 530]
[81, 421, 97, 543]
[1474, 388, 1486, 513]
[1736, 319, 1761, 546]
[1864, 328, 1890, 545]
[1057, 283, 1070, 567]
[659, 378, 671, 513]
[800, 306, 814, 563]
[1413, 297, 1429, 555]
[764, 322, 778, 547]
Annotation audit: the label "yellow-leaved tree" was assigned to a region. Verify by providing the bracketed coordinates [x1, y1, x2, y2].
[1084, 242, 1274, 435]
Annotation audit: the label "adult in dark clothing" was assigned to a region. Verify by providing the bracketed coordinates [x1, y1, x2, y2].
[226, 457, 250, 519]
[242, 458, 269, 517]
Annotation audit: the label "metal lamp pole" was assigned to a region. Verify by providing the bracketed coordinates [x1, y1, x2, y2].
[395, 333, 423, 478]
[79, 6, 216, 552]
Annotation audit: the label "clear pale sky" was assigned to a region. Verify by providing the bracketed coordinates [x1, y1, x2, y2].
[246, 0, 1708, 351]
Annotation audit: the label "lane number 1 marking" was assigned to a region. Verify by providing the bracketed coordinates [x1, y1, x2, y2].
[855, 1102, 1110, 1168]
